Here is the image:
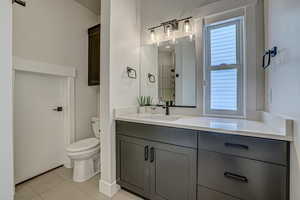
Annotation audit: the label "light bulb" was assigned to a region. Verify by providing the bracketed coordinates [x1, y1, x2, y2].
[156, 35, 160, 46]
[150, 29, 156, 42]
[189, 34, 193, 41]
[166, 25, 172, 38]
[184, 20, 191, 33]
[156, 37, 160, 46]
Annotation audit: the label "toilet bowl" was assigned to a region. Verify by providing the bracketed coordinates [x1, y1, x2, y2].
[66, 117, 100, 182]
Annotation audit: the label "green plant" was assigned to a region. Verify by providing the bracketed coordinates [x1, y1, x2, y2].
[137, 96, 153, 106]
[145, 96, 153, 106]
[137, 96, 145, 106]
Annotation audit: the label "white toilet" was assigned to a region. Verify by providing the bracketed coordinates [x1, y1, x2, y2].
[66, 117, 100, 182]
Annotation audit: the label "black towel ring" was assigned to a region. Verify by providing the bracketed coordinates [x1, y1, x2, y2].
[148, 73, 156, 83]
[127, 67, 137, 79]
[262, 46, 278, 69]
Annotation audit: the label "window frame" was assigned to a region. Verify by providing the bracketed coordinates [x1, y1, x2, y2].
[204, 17, 244, 117]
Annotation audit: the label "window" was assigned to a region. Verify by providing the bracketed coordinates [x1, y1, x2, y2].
[204, 17, 244, 116]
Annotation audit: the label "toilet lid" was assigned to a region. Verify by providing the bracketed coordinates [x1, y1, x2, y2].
[66, 138, 99, 152]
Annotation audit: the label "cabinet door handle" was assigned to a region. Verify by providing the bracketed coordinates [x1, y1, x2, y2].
[224, 172, 248, 183]
[150, 147, 155, 163]
[144, 146, 149, 161]
[224, 142, 249, 150]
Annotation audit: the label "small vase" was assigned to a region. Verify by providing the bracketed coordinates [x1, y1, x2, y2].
[138, 106, 146, 114]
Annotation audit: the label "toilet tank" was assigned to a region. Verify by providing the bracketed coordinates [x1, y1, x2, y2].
[91, 117, 100, 138]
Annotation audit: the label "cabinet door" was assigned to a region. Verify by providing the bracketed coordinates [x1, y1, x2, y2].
[88, 24, 100, 86]
[149, 142, 197, 200]
[117, 135, 150, 198]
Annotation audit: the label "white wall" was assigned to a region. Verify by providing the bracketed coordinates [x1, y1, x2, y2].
[264, 0, 300, 199]
[100, 0, 140, 196]
[13, 0, 99, 141]
[0, 0, 14, 199]
[74, 0, 101, 15]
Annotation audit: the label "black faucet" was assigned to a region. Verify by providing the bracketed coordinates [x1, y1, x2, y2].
[163, 101, 170, 116]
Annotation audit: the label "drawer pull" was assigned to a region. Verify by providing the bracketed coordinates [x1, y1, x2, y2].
[144, 146, 149, 161]
[224, 142, 249, 150]
[224, 172, 248, 183]
[150, 147, 155, 163]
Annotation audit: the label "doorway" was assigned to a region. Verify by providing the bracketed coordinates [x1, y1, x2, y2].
[13, 58, 76, 184]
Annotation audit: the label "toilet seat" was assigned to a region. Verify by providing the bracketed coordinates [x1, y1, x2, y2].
[66, 138, 99, 153]
[67, 145, 100, 160]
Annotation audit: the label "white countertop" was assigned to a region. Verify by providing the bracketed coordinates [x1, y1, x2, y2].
[115, 113, 293, 141]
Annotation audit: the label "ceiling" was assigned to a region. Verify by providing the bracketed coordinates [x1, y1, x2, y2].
[74, 0, 100, 15]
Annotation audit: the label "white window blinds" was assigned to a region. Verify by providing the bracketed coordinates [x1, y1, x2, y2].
[204, 18, 244, 116]
[210, 69, 237, 111]
[210, 24, 237, 66]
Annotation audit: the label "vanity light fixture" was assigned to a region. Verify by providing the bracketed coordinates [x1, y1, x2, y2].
[183, 19, 194, 41]
[184, 19, 191, 33]
[148, 16, 193, 44]
[166, 25, 172, 38]
[150, 29, 156, 42]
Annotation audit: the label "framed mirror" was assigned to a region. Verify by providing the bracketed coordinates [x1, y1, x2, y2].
[140, 36, 197, 107]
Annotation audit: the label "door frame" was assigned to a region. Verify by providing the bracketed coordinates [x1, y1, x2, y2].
[13, 56, 76, 168]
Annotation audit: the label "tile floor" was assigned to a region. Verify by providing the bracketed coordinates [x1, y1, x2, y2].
[15, 167, 143, 200]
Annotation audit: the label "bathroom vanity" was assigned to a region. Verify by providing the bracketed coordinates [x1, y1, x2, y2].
[115, 114, 291, 200]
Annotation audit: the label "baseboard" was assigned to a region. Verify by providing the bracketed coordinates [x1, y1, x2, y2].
[64, 159, 72, 169]
[13, 185, 15, 199]
[99, 179, 120, 197]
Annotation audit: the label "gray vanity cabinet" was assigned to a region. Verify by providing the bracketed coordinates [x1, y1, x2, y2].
[116, 121, 289, 200]
[116, 121, 197, 200]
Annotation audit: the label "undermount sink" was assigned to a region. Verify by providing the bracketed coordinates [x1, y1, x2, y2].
[138, 114, 181, 122]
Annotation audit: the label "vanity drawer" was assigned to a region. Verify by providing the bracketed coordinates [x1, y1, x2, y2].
[116, 121, 198, 148]
[198, 150, 287, 200]
[197, 186, 239, 200]
[198, 132, 288, 165]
